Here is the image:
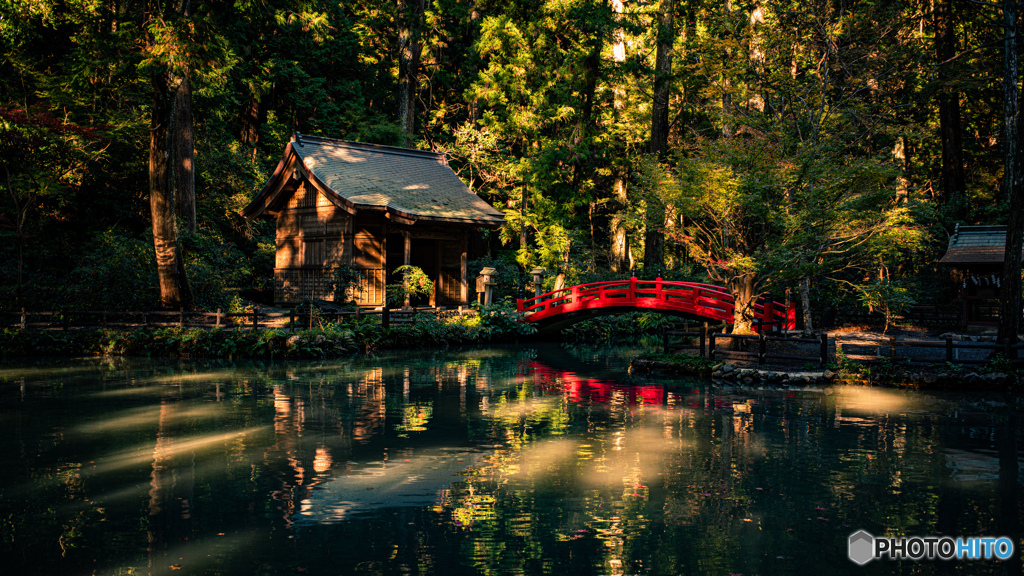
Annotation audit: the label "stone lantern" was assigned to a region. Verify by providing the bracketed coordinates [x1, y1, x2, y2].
[477, 267, 497, 306]
[531, 267, 546, 298]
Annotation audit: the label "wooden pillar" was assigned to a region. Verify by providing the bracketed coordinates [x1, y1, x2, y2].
[461, 231, 468, 305]
[380, 221, 387, 308]
[433, 239, 441, 307]
[403, 232, 411, 308]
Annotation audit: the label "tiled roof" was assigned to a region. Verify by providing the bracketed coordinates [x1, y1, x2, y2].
[243, 134, 505, 227]
[939, 225, 1021, 264]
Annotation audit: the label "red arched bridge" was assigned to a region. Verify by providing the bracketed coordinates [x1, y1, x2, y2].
[516, 278, 796, 334]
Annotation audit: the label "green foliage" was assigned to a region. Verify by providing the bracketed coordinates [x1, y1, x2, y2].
[855, 279, 917, 332]
[468, 252, 526, 302]
[0, 0, 1011, 333]
[64, 230, 158, 311]
[562, 312, 677, 346]
[386, 265, 435, 307]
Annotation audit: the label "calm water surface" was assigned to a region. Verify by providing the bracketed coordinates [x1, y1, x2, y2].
[1, 344, 1022, 576]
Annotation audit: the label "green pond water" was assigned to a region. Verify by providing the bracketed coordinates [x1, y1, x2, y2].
[0, 344, 1022, 576]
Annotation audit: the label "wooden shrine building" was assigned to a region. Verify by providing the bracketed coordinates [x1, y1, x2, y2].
[939, 225, 1023, 327]
[241, 133, 505, 307]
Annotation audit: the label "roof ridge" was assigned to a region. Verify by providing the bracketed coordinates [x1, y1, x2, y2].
[293, 133, 444, 160]
[956, 225, 1006, 231]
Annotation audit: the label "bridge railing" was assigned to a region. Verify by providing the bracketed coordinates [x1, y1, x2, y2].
[517, 278, 796, 330]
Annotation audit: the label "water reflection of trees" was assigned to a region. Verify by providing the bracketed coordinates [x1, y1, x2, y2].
[0, 355, 1021, 575]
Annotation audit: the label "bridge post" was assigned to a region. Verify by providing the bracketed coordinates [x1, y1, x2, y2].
[786, 290, 797, 331]
[763, 292, 775, 332]
[709, 330, 716, 361]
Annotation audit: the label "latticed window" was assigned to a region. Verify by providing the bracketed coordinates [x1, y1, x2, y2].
[302, 239, 325, 267]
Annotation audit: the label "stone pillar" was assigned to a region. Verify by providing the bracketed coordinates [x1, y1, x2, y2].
[477, 267, 497, 306]
[532, 267, 546, 298]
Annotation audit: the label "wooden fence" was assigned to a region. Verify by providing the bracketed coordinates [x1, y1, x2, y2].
[837, 336, 1024, 365]
[664, 322, 829, 367]
[1, 306, 477, 332]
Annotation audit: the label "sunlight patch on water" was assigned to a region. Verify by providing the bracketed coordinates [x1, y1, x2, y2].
[91, 384, 181, 397]
[295, 447, 494, 523]
[508, 438, 579, 478]
[135, 370, 244, 385]
[84, 427, 268, 476]
[73, 403, 224, 433]
[834, 386, 909, 415]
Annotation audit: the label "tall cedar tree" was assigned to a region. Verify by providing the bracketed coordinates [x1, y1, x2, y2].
[147, 0, 194, 310]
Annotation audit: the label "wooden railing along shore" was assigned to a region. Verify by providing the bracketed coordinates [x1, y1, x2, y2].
[665, 322, 1024, 367]
[1, 306, 476, 331]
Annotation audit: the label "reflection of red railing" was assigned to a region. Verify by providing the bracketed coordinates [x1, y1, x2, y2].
[516, 278, 796, 330]
[526, 362, 668, 406]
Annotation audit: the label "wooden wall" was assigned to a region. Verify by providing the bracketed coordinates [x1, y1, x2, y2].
[270, 178, 471, 308]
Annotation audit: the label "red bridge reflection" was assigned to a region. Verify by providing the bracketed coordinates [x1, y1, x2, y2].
[523, 361, 680, 407]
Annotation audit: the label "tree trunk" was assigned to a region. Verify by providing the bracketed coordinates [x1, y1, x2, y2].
[721, 0, 733, 137]
[645, 0, 674, 272]
[467, 3, 482, 125]
[151, 69, 193, 310]
[643, 200, 665, 272]
[397, 0, 425, 138]
[609, 0, 630, 273]
[650, 0, 674, 156]
[729, 274, 757, 335]
[934, 0, 966, 216]
[999, 0, 1022, 345]
[173, 72, 195, 234]
[799, 276, 813, 333]
[610, 177, 630, 272]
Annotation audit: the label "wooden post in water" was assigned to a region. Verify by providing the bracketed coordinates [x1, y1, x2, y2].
[701, 323, 708, 358]
[709, 331, 717, 362]
[382, 305, 390, 329]
[820, 333, 829, 367]
[758, 331, 767, 366]
[253, 307, 259, 331]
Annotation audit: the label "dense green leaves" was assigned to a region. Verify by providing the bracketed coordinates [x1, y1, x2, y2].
[0, 0, 1015, 325]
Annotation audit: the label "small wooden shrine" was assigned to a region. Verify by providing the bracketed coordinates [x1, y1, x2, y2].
[938, 225, 1023, 326]
[241, 133, 505, 307]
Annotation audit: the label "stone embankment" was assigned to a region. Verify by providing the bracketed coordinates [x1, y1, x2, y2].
[711, 363, 832, 385]
[631, 358, 1016, 390]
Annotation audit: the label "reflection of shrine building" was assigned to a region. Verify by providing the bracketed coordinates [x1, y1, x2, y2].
[939, 225, 1023, 327]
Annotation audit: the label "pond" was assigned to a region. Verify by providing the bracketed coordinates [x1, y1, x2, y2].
[0, 344, 1021, 576]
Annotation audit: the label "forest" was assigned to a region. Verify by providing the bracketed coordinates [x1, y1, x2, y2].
[1, 0, 1022, 337]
